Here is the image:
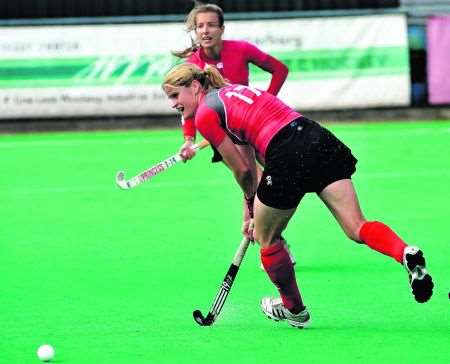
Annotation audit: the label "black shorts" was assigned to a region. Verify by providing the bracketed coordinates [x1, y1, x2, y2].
[257, 117, 357, 210]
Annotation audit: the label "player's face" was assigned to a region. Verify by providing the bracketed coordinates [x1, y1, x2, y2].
[165, 84, 199, 119]
[195, 12, 224, 49]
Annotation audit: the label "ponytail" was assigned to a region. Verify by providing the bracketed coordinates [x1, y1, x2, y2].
[163, 63, 228, 92]
[203, 65, 228, 88]
[171, 39, 199, 59]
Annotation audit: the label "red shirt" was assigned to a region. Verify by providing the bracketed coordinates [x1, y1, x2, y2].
[195, 84, 301, 160]
[183, 40, 288, 138]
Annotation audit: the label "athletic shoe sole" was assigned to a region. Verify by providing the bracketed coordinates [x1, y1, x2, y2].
[404, 247, 434, 303]
[261, 297, 310, 328]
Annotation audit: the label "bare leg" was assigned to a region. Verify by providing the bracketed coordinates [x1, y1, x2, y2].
[253, 195, 305, 312]
[319, 179, 408, 261]
[253, 196, 296, 248]
[319, 179, 433, 302]
[318, 179, 366, 242]
[254, 164, 297, 265]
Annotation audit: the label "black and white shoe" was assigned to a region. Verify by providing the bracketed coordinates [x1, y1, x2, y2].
[403, 246, 434, 303]
[261, 297, 310, 328]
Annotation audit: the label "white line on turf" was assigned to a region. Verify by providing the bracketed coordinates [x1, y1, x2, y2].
[7, 179, 230, 195]
[1, 126, 449, 148]
[4, 169, 450, 195]
[0, 136, 179, 148]
[335, 127, 450, 138]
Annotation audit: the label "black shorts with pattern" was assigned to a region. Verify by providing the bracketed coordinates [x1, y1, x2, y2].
[257, 117, 357, 210]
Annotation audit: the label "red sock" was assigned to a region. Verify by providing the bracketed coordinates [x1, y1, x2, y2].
[359, 221, 407, 263]
[261, 241, 303, 313]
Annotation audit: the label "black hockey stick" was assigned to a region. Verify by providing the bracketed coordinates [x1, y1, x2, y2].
[193, 236, 251, 326]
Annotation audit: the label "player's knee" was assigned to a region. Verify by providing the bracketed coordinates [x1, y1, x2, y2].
[344, 221, 366, 243]
[253, 229, 265, 246]
[348, 232, 363, 244]
[253, 228, 275, 248]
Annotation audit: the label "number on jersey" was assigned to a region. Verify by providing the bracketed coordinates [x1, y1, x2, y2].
[225, 85, 261, 104]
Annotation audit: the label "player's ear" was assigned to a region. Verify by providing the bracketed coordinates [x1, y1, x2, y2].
[192, 80, 202, 95]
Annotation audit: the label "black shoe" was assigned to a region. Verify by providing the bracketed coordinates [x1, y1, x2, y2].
[403, 246, 434, 303]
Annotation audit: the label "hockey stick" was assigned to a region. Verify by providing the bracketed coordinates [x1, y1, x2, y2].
[193, 236, 251, 326]
[116, 139, 209, 190]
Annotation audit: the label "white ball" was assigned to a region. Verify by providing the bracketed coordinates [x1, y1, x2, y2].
[37, 344, 55, 362]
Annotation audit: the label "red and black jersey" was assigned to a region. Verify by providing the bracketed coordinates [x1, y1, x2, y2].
[195, 84, 301, 160]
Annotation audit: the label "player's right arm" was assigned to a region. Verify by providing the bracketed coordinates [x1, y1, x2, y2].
[179, 116, 198, 161]
[179, 55, 206, 161]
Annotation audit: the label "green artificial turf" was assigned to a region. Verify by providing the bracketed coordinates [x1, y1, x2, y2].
[1, 121, 449, 363]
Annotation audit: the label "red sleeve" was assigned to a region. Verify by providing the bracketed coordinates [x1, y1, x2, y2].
[182, 52, 205, 139]
[182, 117, 196, 138]
[195, 104, 226, 148]
[244, 42, 288, 95]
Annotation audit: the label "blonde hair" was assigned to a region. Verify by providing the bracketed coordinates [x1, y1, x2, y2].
[162, 63, 228, 93]
[172, 2, 225, 58]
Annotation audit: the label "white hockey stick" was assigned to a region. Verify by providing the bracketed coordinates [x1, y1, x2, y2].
[116, 139, 210, 190]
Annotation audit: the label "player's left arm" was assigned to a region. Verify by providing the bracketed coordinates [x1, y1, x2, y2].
[196, 107, 257, 199]
[216, 137, 257, 198]
[245, 41, 288, 95]
[234, 144, 258, 189]
[196, 106, 257, 239]
[215, 137, 258, 240]
[234, 144, 259, 238]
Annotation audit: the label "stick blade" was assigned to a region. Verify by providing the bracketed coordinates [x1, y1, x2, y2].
[193, 310, 214, 326]
[115, 171, 130, 190]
